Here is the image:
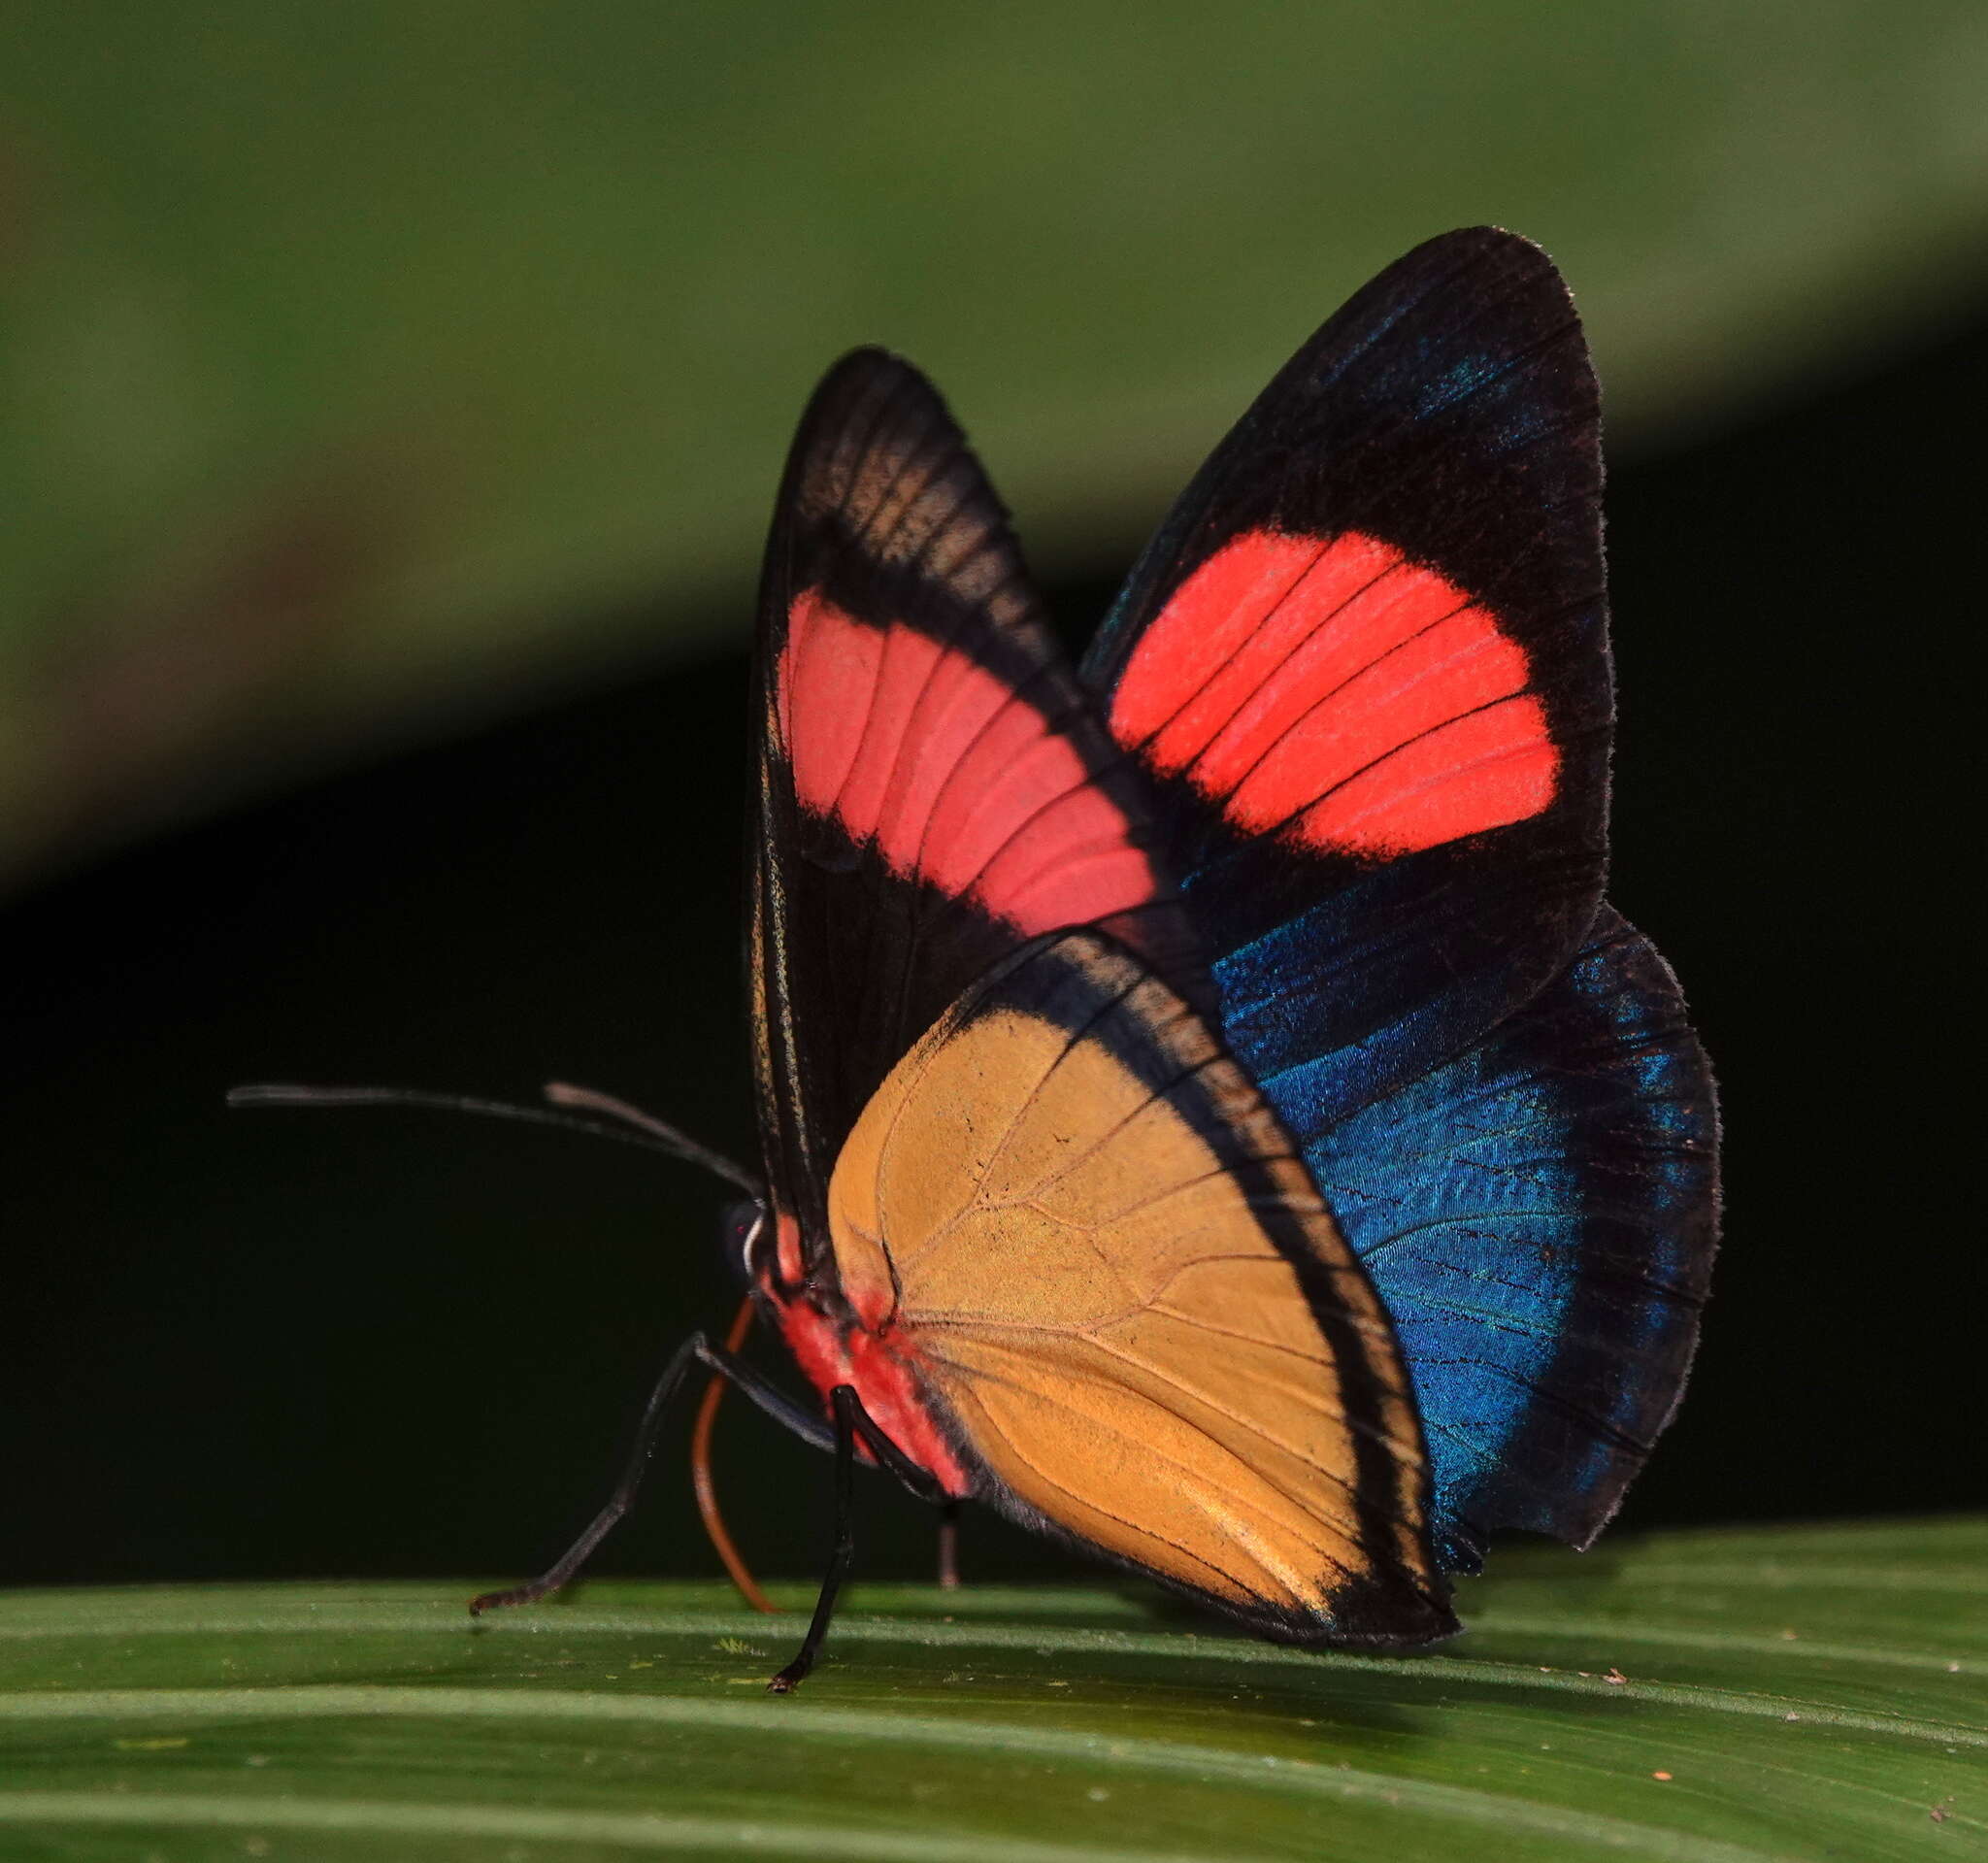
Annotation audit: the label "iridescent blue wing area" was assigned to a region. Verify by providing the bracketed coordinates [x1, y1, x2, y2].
[1080, 228, 1720, 1566]
[1303, 910, 1717, 1570]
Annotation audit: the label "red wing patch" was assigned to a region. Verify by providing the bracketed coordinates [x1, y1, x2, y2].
[1109, 529, 1558, 856]
[779, 587, 1165, 930]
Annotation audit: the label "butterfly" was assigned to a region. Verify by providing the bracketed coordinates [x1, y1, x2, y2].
[239, 226, 1718, 1690]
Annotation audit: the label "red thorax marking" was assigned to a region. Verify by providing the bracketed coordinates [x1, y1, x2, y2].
[760, 1271, 971, 1498]
[772, 1210, 806, 1284]
[778, 589, 1161, 930]
[1110, 528, 1558, 855]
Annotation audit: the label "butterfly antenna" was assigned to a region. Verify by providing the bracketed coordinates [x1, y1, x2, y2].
[691, 1291, 780, 1614]
[541, 1082, 761, 1195]
[227, 1082, 763, 1197]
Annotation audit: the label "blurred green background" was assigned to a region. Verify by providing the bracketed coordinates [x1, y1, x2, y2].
[6, 2, 1988, 880]
[3, 5, 1983, 1592]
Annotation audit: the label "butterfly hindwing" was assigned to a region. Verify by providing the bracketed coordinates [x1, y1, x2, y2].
[750, 351, 1195, 1257]
[1304, 909, 1718, 1569]
[824, 929, 1454, 1647]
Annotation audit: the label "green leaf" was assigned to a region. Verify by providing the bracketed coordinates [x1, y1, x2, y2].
[1, 1517, 1980, 1859]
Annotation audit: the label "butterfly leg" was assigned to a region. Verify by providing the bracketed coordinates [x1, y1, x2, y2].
[470, 1329, 836, 1618]
[469, 1331, 943, 1622]
[768, 1383, 861, 1694]
[469, 1331, 709, 1616]
[688, 1340, 837, 1454]
[703, 1339, 949, 1506]
[937, 1499, 961, 1590]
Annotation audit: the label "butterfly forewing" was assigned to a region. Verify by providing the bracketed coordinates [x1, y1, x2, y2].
[1084, 225, 1611, 1120]
[1079, 227, 1718, 1569]
[749, 351, 1196, 1259]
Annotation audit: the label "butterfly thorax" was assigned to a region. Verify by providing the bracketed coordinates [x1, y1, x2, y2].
[754, 1220, 973, 1499]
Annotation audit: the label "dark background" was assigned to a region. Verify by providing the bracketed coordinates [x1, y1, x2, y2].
[3, 297, 1977, 1595]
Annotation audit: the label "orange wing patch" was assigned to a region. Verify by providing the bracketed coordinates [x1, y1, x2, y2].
[826, 932, 1451, 1642]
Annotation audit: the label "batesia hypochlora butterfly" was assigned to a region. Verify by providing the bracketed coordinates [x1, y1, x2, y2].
[239, 226, 1719, 1691]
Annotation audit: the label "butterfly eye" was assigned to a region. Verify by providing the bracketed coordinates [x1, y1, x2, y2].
[721, 1200, 768, 1283]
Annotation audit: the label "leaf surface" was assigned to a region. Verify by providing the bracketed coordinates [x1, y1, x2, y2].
[1, 1516, 1981, 1860]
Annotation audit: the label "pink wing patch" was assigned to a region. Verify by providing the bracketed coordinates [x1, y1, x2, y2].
[779, 589, 1162, 932]
[1110, 529, 1559, 856]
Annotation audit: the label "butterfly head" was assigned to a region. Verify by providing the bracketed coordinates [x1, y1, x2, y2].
[722, 1198, 768, 1286]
